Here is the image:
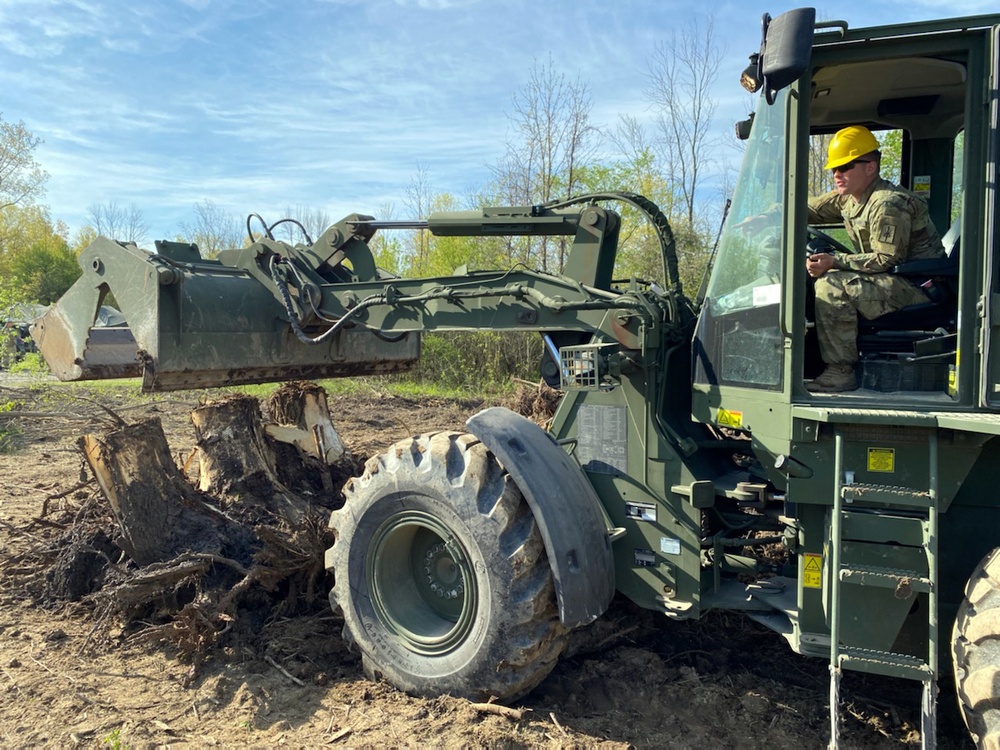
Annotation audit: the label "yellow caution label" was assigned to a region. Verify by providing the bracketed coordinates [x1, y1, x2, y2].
[803, 553, 822, 589]
[717, 408, 743, 429]
[867, 447, 895, 473]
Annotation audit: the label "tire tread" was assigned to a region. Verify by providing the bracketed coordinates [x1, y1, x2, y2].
[328, 431, 569, 702]
[954, 549, 1000, 747]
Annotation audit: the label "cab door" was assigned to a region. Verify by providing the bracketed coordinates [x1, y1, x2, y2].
[981, 25, 1000, 407]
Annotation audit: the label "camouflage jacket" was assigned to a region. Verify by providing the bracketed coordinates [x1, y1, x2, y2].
[808, 176, 944, 273]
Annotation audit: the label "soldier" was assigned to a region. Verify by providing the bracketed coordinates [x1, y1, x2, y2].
[804, 125, 944, 393]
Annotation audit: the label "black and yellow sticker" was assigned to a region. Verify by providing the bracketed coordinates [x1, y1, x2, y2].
[949, 351, 958, 397]
[803, 553, 822, 589]
[717, 408, 743, 429]
[867, 447, 895, 473]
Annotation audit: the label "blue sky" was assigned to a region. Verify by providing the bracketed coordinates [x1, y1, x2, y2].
[1, 0, 996, 242]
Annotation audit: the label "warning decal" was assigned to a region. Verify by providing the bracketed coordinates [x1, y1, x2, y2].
[717, 408, 743, 429]
[803, 553, 822, 589]
[867, 447, 895, 473]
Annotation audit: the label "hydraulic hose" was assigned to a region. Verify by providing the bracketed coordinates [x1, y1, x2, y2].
[269, 256, 386, 346]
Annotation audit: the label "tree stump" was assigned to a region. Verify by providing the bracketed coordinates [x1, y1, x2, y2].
[191, 394, 312, 523]
[79, 418, 227, 566]
[33, 383, 350, 676]
[266, 381, 346, 465]
[265, 381, 349, 497]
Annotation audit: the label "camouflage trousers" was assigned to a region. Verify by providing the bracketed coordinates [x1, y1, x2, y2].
[814, 270, 930, 365]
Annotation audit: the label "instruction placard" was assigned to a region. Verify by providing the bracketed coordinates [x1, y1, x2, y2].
[803, 553, 823, 589]
[717, 408, 743, 429]
[867, 447, 895, 473]
[577, 405, 627, 476]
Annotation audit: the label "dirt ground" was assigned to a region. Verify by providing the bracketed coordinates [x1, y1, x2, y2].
[0, 376, 976, 748]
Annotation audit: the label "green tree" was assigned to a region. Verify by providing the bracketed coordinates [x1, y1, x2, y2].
[0, 205, 79, 305]
[878, 130, 903, 183]
[5, 239, 80, 304]
[407, 193, 485, 278]
[807, 133, 835, 195]
[636, 13, 724, 295]
[0, 114, 47, 210]
[70, 224, 98, 255]
[403, 165, 434, 273]
[369, 202, 404, 276]
[594, 116, 714, 295]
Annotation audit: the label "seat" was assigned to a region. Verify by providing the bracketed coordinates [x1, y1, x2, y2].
[858, 219, 959, 349]
[856, 219, 960, 391]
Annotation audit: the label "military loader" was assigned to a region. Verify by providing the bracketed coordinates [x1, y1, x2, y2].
[32, 7, 1000, 747]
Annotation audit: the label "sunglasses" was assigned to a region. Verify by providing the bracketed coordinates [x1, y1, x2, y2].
[831, 159, 872, 174]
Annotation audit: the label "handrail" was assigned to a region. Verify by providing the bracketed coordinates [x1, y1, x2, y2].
[814, 14, 1000, 46]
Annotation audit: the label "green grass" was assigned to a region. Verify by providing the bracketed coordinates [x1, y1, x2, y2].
[101, 727, 131, 750]
[216, 376, 511, 401]
[0, 397, 22, 454]
[31, 374, 514, 403]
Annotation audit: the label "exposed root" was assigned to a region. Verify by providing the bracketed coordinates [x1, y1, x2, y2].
[2, 382, 349, 684]
[504, 379, 561, 426]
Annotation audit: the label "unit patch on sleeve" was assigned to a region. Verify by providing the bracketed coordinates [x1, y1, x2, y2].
[877, 220, 896, 245]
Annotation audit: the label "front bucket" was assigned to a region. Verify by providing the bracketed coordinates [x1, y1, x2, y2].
[35, 237, 420, 392]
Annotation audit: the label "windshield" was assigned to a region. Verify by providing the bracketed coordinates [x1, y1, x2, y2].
[693, 89, 787, 390]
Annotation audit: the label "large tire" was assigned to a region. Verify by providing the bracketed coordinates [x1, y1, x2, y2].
[953, 548, 1000, 749]
[327, 431, 569, 702]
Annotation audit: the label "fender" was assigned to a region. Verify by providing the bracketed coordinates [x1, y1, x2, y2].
[466, 406, 615, 628]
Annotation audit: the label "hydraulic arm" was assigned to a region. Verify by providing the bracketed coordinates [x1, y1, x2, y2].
[34, 196, 690, 391]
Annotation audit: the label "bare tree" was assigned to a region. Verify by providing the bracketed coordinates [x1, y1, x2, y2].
[492, 56, 598, 271]
[87, 201, 150, 245]
[277, 206, 333, 245]
[179, 200, 242, 259]
[404, 164, 433, 273]
[645, 15, 725, 227]
[509, 55, 597, 204]
[0, 114, 47, 210]
[486, 153, 535, 267]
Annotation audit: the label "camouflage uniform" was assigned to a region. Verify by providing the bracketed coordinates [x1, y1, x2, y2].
[808, 177, 944, 365]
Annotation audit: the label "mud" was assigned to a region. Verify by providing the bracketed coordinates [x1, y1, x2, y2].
[0, 380, 974, 747]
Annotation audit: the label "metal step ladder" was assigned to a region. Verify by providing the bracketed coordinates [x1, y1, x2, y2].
[828, 429, 939, 749]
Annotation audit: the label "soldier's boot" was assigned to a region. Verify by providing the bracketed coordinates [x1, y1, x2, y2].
[806, 364, 858, 393]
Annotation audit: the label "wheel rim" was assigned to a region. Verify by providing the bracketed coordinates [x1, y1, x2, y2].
[367, 509, 477, 655]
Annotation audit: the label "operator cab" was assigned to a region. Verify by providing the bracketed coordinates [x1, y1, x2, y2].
[803, 54, 966, 395]
[692, 10, 999, 414]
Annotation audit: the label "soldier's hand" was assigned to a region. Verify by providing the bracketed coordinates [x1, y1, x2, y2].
[735, 214, 771, 235]
[806, 252, 835, 278]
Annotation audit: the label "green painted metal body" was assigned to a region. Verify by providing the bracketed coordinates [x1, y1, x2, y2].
[686, 13, 1000, 676]
[33, 8, 1000, 708]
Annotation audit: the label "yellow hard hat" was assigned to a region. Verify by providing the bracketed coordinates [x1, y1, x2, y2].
[824, 126, 880, 170]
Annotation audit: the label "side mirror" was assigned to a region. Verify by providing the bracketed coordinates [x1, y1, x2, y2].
[735, 113, 755, 141]
[759, 8, 816, 104]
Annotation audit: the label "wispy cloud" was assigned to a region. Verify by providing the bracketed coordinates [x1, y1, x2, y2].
[0, 0, 983, 240]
